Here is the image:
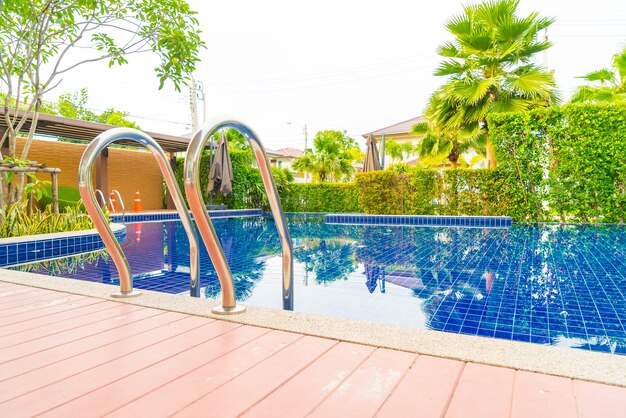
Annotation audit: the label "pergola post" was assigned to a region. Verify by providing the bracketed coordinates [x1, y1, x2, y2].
[95, 147, 108, 201]
[166, 152, 176, 209]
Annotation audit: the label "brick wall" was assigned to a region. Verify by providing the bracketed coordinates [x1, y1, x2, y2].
[16, 138, 165, 210]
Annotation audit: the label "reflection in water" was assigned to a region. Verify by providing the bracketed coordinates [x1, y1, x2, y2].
[294, 239, 357, 285]
[20, 217, 626, 355]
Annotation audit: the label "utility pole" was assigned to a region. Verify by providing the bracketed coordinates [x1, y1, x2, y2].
[189, 75, 198, 134]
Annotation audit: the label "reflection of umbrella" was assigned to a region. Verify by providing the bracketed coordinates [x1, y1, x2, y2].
[365, 264, 385, 293]
[362, 134, 382, 172]
[208, 134, 233, 195]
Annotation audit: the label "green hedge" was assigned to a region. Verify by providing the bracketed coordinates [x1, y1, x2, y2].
[281, 183, 360, 213]
[39, 185, 84, 211]
[354, 168, 512, 216]
[489, 104, 626, 222]
[173, 104, 626, 223]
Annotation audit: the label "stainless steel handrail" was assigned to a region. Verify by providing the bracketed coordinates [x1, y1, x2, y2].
[109, 189, 125, 222]
[94, 189, 106, 209]
[184, 118, 294, 313]
[78, 128, 202, 298]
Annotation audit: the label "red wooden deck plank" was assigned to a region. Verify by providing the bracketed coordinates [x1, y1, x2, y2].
[107, 329, 303, 418]
[0, 305, 166, 363]
[0, 282, 625, 418]
[42, 325, 270, 417]
[445, 362, 515, 418]
[511, 371, 577, 418]
[1, 318, 234, 416]
[0, 301, 130, 344]
[0, 294, 94, 323]
[172, 335, 337, 417]
[0, 309, 170, 381]
[0, 288, 60, 307]
[308, 348, 416, 418]
[0, 313, 205, 404]
[573, 380, 626, 418]
[241, 341, 375, 418]
[377, 355, 464, 418]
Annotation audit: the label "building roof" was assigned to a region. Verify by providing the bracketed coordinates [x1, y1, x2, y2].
[275, 147, 304, 158]
[0, 108, 192, 153]
[362, 116, 425, 138]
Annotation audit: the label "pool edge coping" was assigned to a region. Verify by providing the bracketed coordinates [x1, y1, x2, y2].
[1, 268, 624, 388]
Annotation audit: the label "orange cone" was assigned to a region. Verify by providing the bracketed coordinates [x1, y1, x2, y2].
[109, 192, 117, 213]
[133, 190, 142, 212]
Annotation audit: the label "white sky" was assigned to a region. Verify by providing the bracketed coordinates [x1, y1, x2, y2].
[51, 0, 626, 151]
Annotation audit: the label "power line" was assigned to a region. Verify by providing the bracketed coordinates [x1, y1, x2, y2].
[204, 52, 438, 87]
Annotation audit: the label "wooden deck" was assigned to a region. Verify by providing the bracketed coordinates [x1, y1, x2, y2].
[1, 281, 625, 418]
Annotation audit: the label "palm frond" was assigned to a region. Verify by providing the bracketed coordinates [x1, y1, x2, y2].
[437, 41, 461, 58]
[578, 68, 615, 85]
[613, 48, 626, 84]
[434, 59, 467, 77]
[451, 77, 496, 105]
[507, 67, 555, 98]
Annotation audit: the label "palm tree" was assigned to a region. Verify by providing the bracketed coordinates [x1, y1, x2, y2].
[570, 46, 626, 105]
[413, 119, 485, 169]
[384, 139, 415, 163]
[432, 0, 559, 168]
[292, 130, 358, 182]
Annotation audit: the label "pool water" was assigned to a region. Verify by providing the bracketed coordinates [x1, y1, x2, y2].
[20, 215, 626, 355]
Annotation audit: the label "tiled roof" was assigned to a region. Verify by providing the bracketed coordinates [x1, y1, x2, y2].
[276, 147, 304, 158]
[362, 116, 425, 138]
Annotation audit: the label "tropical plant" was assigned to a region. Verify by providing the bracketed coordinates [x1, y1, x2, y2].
[384, 139, 414, 163]
[431, 0, 559, 167]
[0, 200, 103, 238]
[413, 98, 486, 169]
[0, 0, 205, 207]
[570, 46, 626, 105]
[292, 130, 360, 182]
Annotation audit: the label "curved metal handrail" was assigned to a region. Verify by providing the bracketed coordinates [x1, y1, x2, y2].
[94, 189, 107, 209]
[109, 189, 125, 222]
[184, 118, 294, 313]
[78, 128, 201, 298]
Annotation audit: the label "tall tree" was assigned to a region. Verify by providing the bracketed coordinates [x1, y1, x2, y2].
[432, 0, 559, 167]
[570, 46, 626, 105]
[0, 0, 205, 206]
[292, 130, 360, 182]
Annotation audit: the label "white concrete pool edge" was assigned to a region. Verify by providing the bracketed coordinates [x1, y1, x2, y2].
[2, 269, 625, 388]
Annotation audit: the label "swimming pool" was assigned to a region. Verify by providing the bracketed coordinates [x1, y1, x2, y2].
[17, 214, 626, 355]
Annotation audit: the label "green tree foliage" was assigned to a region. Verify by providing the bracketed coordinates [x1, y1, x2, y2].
[570, 46, 626, 105]
[431, 0, 559, 168]
[53, 88, 140, 129]
[383, 138, 414, 163]
[292, 130, 361, 182]
[0, 0, 205, 207]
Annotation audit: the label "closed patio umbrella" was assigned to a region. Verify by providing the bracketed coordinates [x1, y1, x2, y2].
[362, 134, 382, 172]
[208, 134, 233, 195]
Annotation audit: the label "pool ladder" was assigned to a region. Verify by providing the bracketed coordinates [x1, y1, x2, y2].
[78, 128, 202, 298]
[78, 120, 294, 314]
[184, 118, 294, 313]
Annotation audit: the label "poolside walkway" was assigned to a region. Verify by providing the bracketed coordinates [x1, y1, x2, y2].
[0, 281, 624, 418]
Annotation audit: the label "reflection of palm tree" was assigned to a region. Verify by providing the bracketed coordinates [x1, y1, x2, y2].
[295, 240, 357, 285]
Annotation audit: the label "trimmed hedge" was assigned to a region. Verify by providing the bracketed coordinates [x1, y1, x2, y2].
[489, 103, 626, 222]
[281, 183, 360, 213]
[173, 104, 626, 223]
